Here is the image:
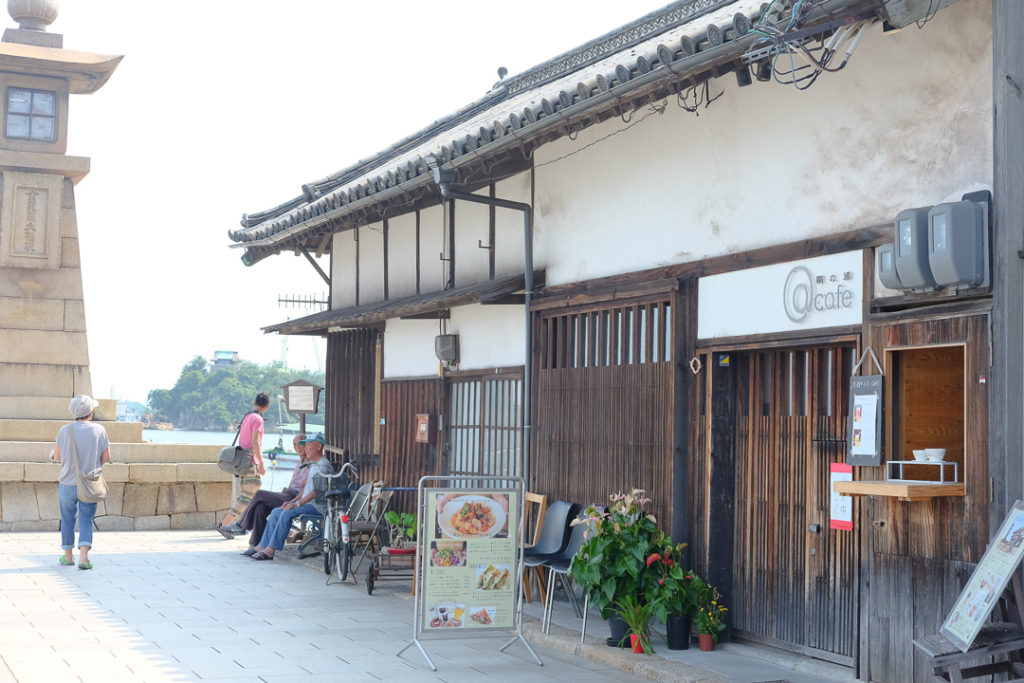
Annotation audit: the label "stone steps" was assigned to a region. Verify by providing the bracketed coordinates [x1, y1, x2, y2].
[0, 418, 141, 443]
[0, 461, 231, 483]
[0, 396, 117, 421]
[0, 440, 221, 463]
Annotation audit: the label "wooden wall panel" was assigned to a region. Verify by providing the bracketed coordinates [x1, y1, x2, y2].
[380, 378, 444, 514]
[861, 312, 991, 680]
[326, 329, 380, 476]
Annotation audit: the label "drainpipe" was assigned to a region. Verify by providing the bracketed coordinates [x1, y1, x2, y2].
[430, 162, 533, 488]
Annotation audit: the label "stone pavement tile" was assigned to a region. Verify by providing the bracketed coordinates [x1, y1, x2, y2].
[289, 652, 354, 674]
[2, 658, 73, 683]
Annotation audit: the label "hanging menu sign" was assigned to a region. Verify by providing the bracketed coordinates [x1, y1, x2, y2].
[848, 374, 884, 466]
[420, 489, 518, 633]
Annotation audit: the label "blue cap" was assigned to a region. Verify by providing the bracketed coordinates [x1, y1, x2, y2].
[299, 433, 326, 446]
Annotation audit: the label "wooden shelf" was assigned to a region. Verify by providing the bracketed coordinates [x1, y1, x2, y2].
[833, 480, 965, 502]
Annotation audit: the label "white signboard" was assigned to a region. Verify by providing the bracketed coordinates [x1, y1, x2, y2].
[697, 251, 863, 339]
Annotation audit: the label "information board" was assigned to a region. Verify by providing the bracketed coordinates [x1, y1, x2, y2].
[941, 500, 1024, 651]
[399, 476, 540, 671]
[848, 374, 883, 466]
[420, 489, 517, 632]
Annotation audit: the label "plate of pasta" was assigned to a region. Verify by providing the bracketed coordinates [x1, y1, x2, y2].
[438, 495, 507, 539]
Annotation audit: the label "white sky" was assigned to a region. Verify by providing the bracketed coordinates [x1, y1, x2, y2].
[50, 0, 668, 403]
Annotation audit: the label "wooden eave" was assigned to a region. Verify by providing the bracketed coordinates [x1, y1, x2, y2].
[263, 271, 544, 335]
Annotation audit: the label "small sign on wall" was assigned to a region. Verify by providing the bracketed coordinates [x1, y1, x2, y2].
[848, 374, 884, 466]
[830, 463, 853, 531]
[415, 413, 436, 444]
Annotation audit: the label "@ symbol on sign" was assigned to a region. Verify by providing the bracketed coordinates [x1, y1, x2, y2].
[783, 266, 813, 323]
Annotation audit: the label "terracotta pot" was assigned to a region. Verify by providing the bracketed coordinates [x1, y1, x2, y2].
[630, 633, 650, 654]
[666, 615, 691, 650]
[698, 633, 715, 651]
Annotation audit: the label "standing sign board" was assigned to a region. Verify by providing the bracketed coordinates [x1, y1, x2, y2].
[941, 500, 1024, 652]
[398, 476, 540, 671]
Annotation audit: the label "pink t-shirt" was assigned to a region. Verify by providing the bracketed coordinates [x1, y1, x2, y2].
[238, 412, 264, 450]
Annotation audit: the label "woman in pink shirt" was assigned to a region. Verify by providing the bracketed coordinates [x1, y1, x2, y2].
[216, 392, 269, 536]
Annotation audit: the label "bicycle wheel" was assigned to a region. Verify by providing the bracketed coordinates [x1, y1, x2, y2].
[322, 505, 336, 576]
[340, 540, 352, 582]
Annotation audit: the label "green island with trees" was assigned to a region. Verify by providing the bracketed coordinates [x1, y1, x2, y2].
[145, 355, 325, 432]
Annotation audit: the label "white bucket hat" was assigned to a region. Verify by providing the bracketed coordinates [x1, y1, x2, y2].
[69, 395, 99, 419]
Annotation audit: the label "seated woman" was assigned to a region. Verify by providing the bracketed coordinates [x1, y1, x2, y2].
[226, 434, 311, 555]
[251, 434, 333, 561]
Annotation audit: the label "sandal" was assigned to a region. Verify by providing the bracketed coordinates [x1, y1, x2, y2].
[78, 560, 93, 570]
[216, 523, 234, 539]
[59, 556, 74, 566]
[251, 551, 274, 561]
[240, 548, 257, 557]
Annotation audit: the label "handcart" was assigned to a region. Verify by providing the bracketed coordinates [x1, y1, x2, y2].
[365, 547, 417, 595]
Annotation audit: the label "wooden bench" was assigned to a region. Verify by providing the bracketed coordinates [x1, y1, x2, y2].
[914, 622, 1024, 682]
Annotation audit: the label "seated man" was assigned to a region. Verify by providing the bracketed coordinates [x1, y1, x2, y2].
[226, 434, 312, 555]
[251, 433, 333, 561]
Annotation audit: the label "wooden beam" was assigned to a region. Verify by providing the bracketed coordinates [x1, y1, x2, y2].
[992, 0, 1024, 525]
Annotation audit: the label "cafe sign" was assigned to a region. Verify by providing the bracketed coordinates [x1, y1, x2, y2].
[697, 251, 863, 340]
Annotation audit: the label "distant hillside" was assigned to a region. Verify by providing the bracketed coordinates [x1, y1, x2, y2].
[116, 400, 148, 422]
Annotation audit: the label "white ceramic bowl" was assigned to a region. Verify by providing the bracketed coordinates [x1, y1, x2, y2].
[912, 449, 928, 461]
[924, 448, 946, 462]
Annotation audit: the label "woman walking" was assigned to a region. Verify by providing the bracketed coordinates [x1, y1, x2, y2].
[216, 392, 269, 537]
[52, 395, 110, 570]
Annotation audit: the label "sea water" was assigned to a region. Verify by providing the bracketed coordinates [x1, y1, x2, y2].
[141, 428, 297, 491]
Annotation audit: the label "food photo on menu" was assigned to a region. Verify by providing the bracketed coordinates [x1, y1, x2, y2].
[427, 602, 466, 629]
[475, 564, 512, 590]
[434, 493, 510, 540]
[430, 540, 467, 567]
[469, 606, 496, 626]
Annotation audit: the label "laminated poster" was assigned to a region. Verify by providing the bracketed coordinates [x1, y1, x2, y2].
[941, 500, 1024, 651]
[421, 490, 517, 633]
[850, 394, 877, 456]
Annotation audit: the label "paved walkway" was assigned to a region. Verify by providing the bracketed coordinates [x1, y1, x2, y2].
[0, 530, 857, 682]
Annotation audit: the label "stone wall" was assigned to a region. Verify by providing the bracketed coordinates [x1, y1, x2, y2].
[0, 462, 232, 531]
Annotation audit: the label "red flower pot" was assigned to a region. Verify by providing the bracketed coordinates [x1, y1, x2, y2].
[698, 633, 714, 651]
[630, 633, 650, 654]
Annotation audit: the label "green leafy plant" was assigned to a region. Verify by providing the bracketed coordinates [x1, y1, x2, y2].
[642, 540, 706, 622]
[610, 594, 658, 654]
[569, 488, 662, 620]
[693, 584, 728, 642]
[384, 510, 417, 548]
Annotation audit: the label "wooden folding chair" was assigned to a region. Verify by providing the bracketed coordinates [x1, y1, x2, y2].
[522, 491, 547, 603]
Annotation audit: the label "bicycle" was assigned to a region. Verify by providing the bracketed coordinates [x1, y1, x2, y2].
[313, 461, 359, 581]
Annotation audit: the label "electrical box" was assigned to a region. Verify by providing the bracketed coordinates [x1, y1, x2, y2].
[435, 334, 458, 363]
[876, 242, 901, 290]
[893, 207, 935, 289]
[415, 413, 436, 444]
[928, 200, 989, 289]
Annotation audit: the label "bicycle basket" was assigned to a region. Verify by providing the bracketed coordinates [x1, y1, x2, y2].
[312, 473, 329, 508]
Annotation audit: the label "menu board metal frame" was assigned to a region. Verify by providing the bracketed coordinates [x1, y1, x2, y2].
[397, 475, 541, 671]
[848, 347, 884, 467]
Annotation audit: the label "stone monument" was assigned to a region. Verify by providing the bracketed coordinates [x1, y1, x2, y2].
[0, 3, 230, 531]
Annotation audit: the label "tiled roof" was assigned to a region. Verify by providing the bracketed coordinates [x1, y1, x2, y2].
[262, 271, 543, 334]
[229, 0, 880, 265]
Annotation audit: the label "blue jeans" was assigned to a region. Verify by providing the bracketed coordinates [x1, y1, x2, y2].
[259, 503, 319, 550]
[59, 483, 97, 550]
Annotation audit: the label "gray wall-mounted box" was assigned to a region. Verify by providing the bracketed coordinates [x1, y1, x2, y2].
[928, 200, 989, 288]
[893, 207, 935, 288]
[876, 242, 901, 290]
[434, 334, 459, 363]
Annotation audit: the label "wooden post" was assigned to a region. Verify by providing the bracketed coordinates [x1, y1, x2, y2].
[991, 1, 1024, 525]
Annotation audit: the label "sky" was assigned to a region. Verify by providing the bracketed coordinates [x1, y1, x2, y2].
[48, 0, 669, 403]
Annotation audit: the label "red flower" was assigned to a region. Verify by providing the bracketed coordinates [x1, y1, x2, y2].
[646, 553, 662, 567]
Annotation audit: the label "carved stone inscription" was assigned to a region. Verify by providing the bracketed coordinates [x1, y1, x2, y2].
[0, 171, 63, 269]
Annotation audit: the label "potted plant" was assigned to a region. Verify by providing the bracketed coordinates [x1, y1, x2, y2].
[610, 594, 658, 654]
[383, 510, 417, 554]
[693, 584, 728, 651]
[643, 541, 706, 650]
[570, 489, 661, 644]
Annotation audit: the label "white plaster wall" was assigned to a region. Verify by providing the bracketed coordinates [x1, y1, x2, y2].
[494, 173, 530, 278]
[388, 212, 418, 299]
[449, 303, 526, 370]
[359, 222, 385, 303]
[454, 192, 490, 284]
[419, 204, 446, 293]
[331, 231, 357, 308]
[383, 318, 442, 378]
[533, 0, 992, 286]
